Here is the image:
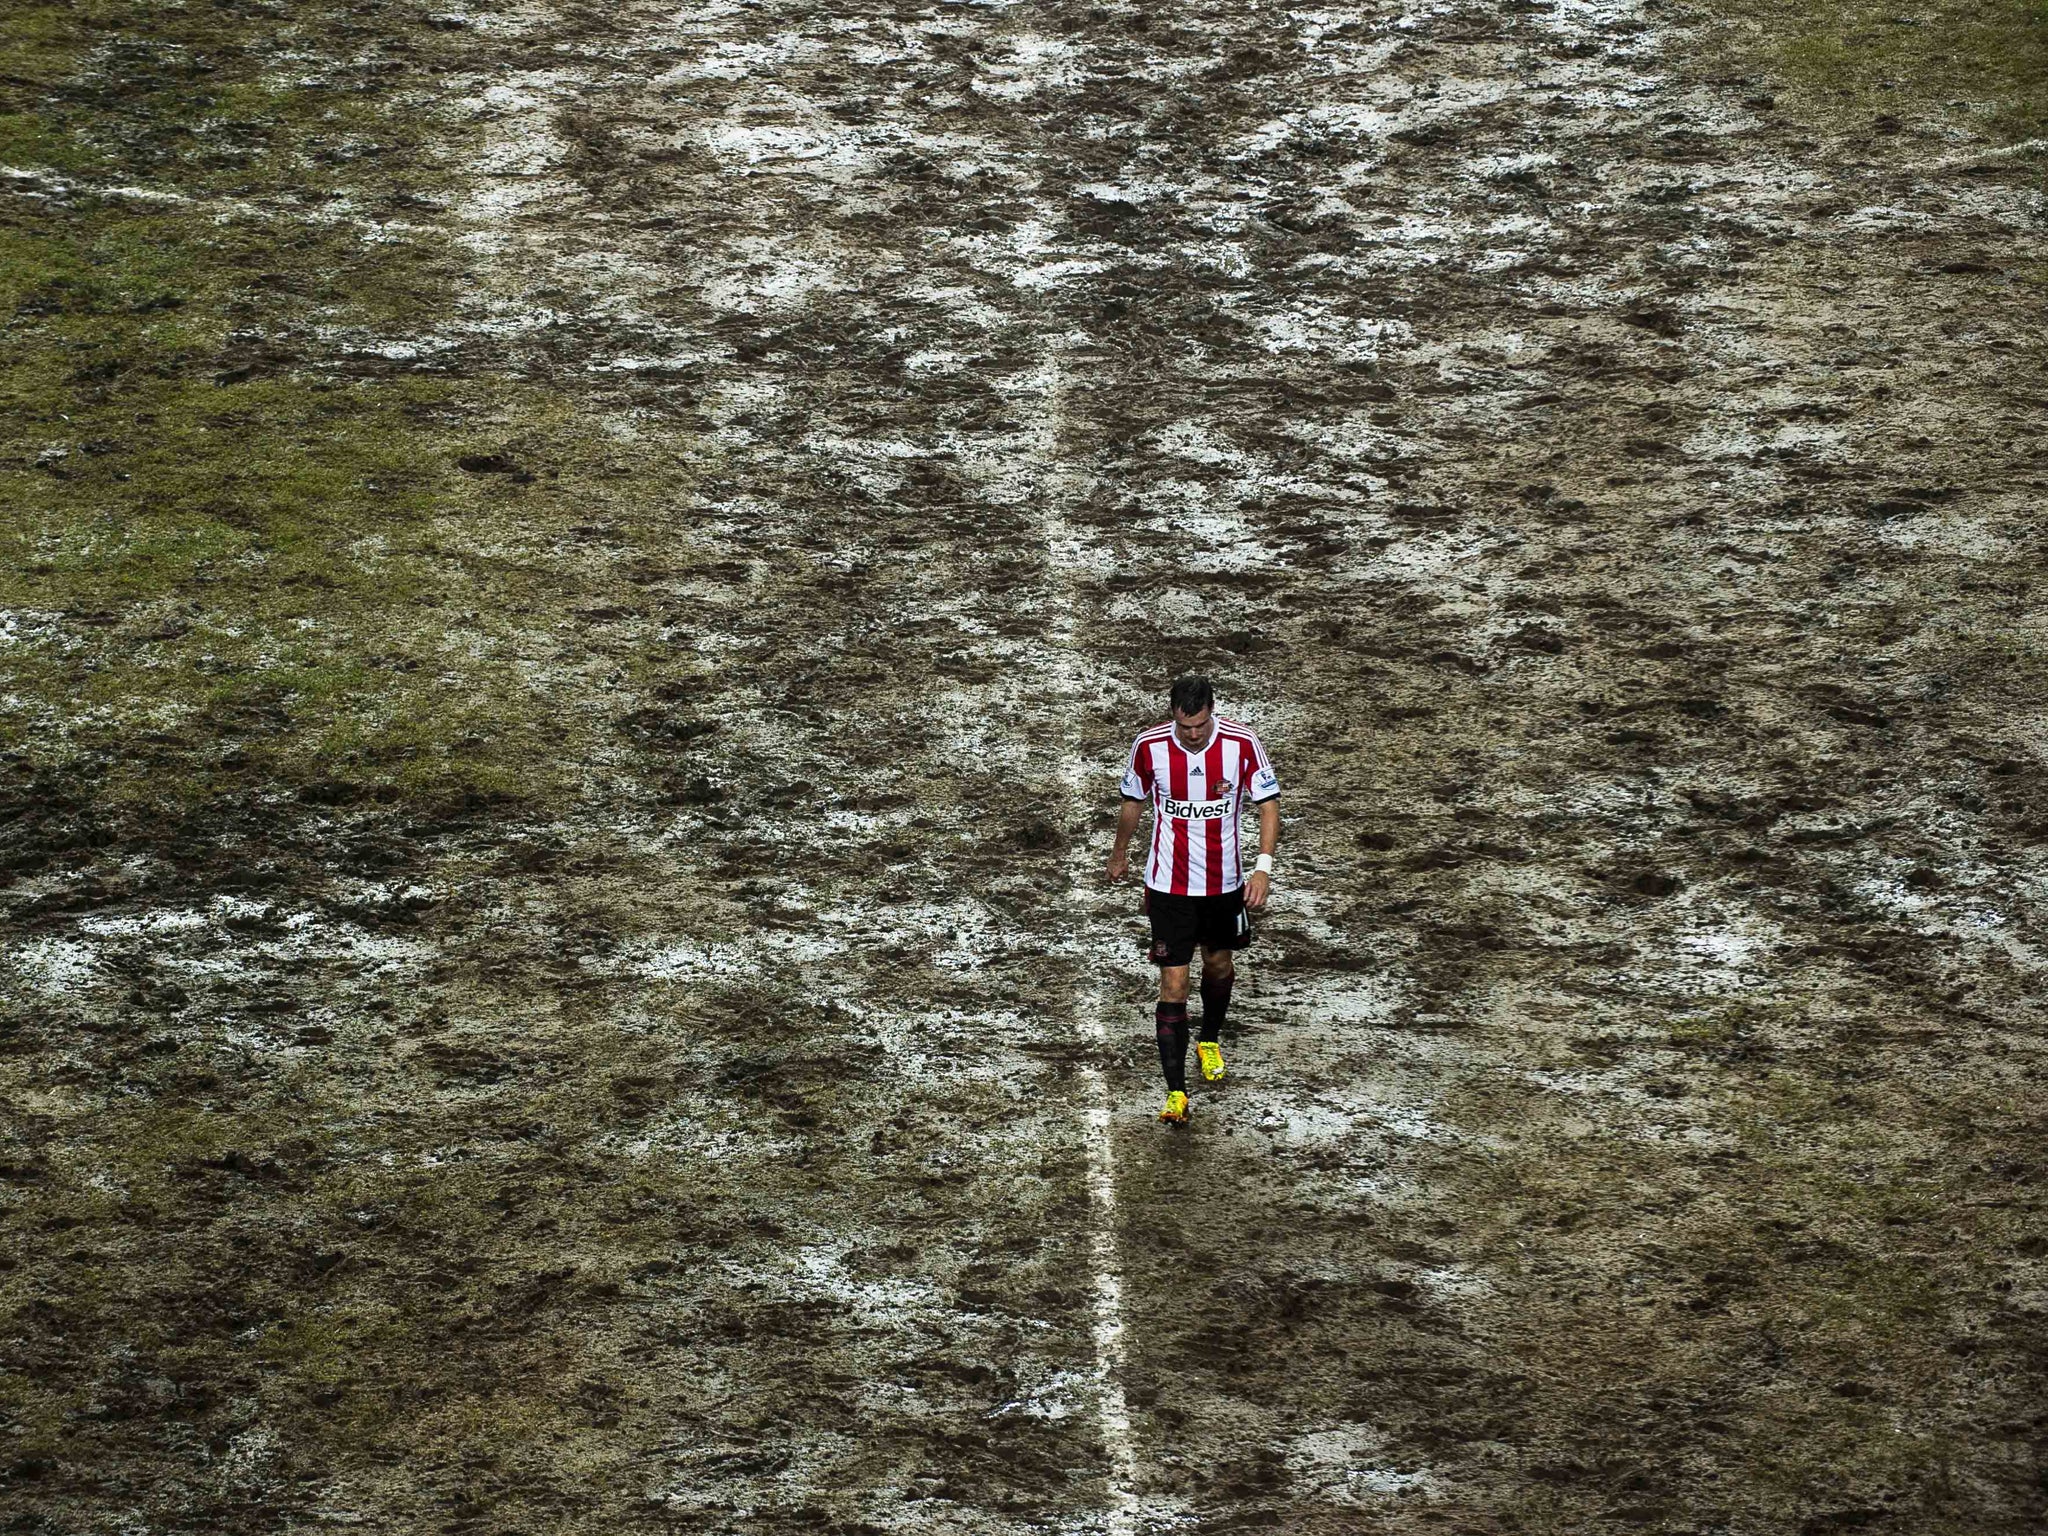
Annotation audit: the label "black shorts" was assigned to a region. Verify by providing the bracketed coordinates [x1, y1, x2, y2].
[1145, 885, 1253, 968]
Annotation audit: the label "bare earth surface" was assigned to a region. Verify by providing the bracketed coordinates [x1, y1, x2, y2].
[5, 0, 2048, 1532]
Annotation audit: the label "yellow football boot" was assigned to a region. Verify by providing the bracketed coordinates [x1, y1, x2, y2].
[1158, 1090, 1189, 1124]
[1197, 1041, 1225, 1082]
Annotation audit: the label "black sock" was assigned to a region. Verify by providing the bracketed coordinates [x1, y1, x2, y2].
[1155, 1001, 1189, 1093]
[1198, 974, 1234, 1043]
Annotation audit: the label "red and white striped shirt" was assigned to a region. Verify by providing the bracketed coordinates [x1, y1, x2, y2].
[1120, 716, 1280, 897]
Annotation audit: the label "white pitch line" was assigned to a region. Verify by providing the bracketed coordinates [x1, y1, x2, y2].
[1077, 1012, 1142, 1536]
[1028, 350, 1143, 1535]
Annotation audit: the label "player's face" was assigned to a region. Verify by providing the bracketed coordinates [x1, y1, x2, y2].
[1172, 705, 1212, 749]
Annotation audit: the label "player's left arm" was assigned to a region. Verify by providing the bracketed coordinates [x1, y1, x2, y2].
[1247, 795, 1280, 911]
[1245, 732, 1281, 911]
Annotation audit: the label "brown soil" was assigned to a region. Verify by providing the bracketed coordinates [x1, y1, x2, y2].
[3, 1, 2045, 1533]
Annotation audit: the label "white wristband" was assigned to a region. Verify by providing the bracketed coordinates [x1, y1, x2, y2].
[1254, 853, 1274, 875]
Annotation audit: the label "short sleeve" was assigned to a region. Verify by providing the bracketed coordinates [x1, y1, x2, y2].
[1120, 738, 1151, 801]
[1246, 732, 1280, 802]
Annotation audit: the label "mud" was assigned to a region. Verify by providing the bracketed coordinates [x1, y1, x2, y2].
[4, 0, 2047, 1532]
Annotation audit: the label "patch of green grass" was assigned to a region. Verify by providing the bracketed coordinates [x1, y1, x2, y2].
[0, 260, 587, 807]
[62, 1102, 282, 1192]
[0, 2, 621, 814]
[1707, 0, 2048, 144]
[256, 1310, 382, 1385]
[1664, 996, 1801, 1051]
[0, 1, 468, 194]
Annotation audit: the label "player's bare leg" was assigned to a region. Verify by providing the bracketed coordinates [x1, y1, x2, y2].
[1155, 963, 1192, 1122]
[1197, 948, 1234, 1082]
[1158, 963, 1192, 1005]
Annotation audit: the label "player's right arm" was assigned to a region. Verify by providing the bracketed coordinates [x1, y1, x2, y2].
[1107, 735, 1152, 883]
[1107, 798, 1143, 883]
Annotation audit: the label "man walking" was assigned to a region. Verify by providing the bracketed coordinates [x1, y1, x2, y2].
[1106, 676, 1281, 1123]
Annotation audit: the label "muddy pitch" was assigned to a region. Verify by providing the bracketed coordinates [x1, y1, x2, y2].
[4, 0, 2047, 1533]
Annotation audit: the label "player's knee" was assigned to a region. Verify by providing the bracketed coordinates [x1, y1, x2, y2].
[1202, 951, 1236, 979]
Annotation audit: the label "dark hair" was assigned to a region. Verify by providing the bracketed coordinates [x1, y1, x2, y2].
[1169, 674, 1215, 717]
